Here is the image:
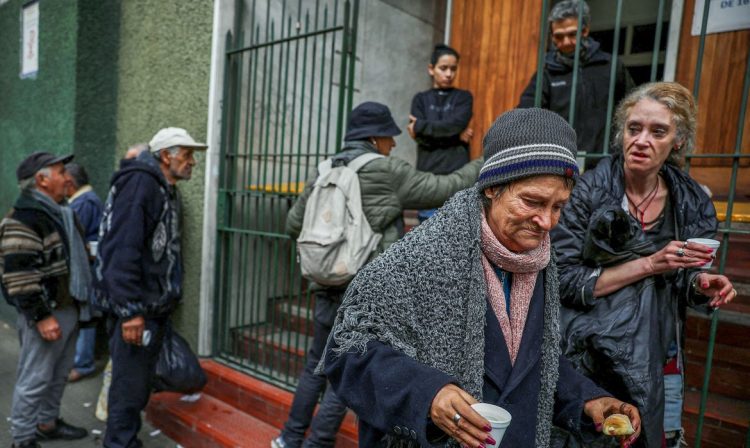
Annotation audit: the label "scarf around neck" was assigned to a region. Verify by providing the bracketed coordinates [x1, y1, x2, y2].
[322, 187, 562, 448]
[480, 213, 550, 364]
[31, 190, 93, 320]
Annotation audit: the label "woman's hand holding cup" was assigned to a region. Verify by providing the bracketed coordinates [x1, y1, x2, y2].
[646, 240, 714, 274]
[430, 384, 495, 447]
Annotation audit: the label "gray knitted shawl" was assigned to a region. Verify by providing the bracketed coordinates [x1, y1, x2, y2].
[324, 186, 562, 447]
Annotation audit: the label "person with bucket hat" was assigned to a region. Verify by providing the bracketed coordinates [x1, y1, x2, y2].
[1, 152, 89, 447]
[93, 127, 207, 448]
[318, 108, 642, 448]
[272, 101, 482, 448]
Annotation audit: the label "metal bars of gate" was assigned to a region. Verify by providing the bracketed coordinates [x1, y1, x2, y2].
[532, 0, 750, 446]
[214, 0, 357, 391]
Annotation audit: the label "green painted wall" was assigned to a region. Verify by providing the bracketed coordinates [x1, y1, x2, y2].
[0, 0, 78, 213]
[73, 0, 121, 195]
[0, 0, 120, 323]
[115, 0, 213, 347]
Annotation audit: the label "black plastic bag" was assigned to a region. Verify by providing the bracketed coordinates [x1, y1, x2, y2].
[153, 324, 207, 394]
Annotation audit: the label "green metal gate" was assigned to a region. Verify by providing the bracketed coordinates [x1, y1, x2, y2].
[213, 0, 359, 391]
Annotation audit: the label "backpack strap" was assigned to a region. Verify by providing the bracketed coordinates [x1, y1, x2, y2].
[315, 152, 383, 182]
[347, 152, 385, 173]
[316, 159, 334, 178]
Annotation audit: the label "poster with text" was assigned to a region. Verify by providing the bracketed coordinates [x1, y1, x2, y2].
[692, 0, 750, 36]
[21, 0, 39, 78]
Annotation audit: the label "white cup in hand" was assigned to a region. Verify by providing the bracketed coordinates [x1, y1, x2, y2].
[687, 238, 720, 269]
[471, 403, 512, 445]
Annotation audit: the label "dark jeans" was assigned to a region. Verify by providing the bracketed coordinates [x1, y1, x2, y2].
[280, 290, 348, 448]
[104, 316, 167, 448]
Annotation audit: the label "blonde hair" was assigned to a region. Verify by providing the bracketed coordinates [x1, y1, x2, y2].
[613, 82, 697, 167]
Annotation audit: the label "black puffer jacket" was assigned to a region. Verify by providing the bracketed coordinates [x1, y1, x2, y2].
[551, 156, 717, 447]
[518, 39, 634, 167]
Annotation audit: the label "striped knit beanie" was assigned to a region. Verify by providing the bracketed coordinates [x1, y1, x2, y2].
[478, 108, 579, 191]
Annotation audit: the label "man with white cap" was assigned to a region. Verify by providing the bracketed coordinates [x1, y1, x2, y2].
[93, 127, 207, 448]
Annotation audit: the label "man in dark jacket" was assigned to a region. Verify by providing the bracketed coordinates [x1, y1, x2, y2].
[1, 153, 89, 448]
[518, 0, 634, 168]
[94, 127, 207, 448]
[64, 162, 104, 382]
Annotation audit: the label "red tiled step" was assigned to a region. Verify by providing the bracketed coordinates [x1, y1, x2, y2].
[146, 391, 278, 448]
[723, 283, 750, 315]
[685, 309, 750, 347]
[684, 309, 750, 401]
[271, 299, 316, 337]
[230, 325, 309, 380]
[682, 388, 749, 448]
[201, 359, 358, 448]
[720, 233, 750, 284]
[685, 358, 750, 401]
[683, 388, 750, 428]
[684, 337, 750, 369]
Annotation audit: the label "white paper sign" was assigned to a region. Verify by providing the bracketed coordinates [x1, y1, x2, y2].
[21, 1, 39, 78]
[692, 0, 750, 35]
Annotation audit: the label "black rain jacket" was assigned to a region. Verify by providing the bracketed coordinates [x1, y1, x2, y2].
[550, 156, 717, 447]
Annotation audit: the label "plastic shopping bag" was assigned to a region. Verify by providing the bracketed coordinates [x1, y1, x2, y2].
[152, 325, 206, 394]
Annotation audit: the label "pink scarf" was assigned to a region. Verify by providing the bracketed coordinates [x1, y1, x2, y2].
[480, 213, 551, 364]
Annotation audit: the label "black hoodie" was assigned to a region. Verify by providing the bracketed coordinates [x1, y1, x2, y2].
[518, 38, 635, 167]
[93, 151, 183, 319]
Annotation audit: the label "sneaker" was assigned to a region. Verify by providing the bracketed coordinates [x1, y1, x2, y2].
[271, 436, 287, 448]
[665, 429, 688, 448]
[11, 439, 41, 448]
[35, 418, 87, 440]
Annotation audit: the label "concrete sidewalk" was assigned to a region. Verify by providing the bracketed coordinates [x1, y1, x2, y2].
[0, 319, 176, 448]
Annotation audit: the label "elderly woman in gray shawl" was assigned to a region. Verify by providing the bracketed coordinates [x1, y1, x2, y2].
[320, 108, 642, 448]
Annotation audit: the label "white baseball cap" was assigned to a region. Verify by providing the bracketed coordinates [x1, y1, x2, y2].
[148, 127, 208, 153]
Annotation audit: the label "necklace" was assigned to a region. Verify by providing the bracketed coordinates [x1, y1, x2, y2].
[626, 178, 660, 230]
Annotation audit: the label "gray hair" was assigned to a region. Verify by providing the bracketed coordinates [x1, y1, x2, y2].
[549, 0, 590, 28]
[19, 166, 52, 192]
[153, 145, 182, 160]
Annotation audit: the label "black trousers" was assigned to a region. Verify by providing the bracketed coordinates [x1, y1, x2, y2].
[280, 290, 348, 447]
[104, 316, 168, 448]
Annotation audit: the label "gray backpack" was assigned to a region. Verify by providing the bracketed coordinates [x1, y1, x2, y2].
[296, 153, 384, 286]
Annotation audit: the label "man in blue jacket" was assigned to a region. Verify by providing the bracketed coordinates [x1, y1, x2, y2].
[64, 162, 104, 382]
[94, 127, 207, 448]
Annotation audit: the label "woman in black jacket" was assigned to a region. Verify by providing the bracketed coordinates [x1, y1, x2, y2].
[408, 44, 473, 222]
[551, 82, 735, 448]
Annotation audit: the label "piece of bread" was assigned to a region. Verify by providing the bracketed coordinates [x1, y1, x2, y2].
[603, 414, 635, 436]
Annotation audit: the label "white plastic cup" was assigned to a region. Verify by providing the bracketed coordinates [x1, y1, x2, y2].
[89, 241, 99, 257]
[142, 329, 152, 347]
[687, 238, 720, 269]
[471, 403, 512, 445]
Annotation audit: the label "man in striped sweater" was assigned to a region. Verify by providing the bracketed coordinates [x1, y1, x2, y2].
[1, 152, 88, 448]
